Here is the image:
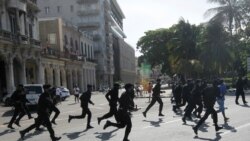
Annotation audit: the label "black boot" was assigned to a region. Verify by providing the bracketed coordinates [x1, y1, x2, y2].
[51, 136, 61, 141]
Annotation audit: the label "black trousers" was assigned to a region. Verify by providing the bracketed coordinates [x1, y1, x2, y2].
[22, 114, 55, 139]
[145, 96, 163, 114]
[110, 109, 132, 140]
[8, 103, 25, 126]
[71, 107, 92, 126]
[100, 105, 117, 120]
[236, 91, 247, 103]
[195, 106, 218, 129]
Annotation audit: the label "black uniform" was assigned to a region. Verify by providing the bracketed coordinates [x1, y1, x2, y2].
[193, 83, 223, 135]
[98, 85, 119, 124]
[235, 77, 248, 104]
[20, 90, 61, 141]
[192, 85, 203, 118]
[172, 83, 182, 112]
[8, 88, 26, 129]
[103, 84, 133, 141]
[68, 87, 94, 129]
[182, 81, 202, 123]
[143, 79, 164, 117]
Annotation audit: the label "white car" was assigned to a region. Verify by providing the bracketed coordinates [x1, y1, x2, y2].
[24, 84, 44, 106]
[56, 87, 70, 101]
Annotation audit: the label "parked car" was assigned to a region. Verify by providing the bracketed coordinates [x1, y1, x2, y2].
[56, 87, 70, 101]
[24, 84, 44, 106]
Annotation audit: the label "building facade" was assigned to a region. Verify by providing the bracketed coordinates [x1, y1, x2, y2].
[39, 17, 96, 92]
[37, 0, 129, 89]
[113, 39, 136, 84]
[0, 0, 41, 99]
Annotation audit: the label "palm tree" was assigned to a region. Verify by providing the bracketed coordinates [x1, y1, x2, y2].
[168, 19, 199, 77]
[205, 0, 247, 36]
[199, 21, 234, 75]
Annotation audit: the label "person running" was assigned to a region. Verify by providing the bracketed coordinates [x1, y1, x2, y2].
[192, 80, 223, 135]
[7, 84, 26, 129]
[19, 84, 61, 141]
[235, 76, 248, 105]
[172, 82, 183, 113]
[103, 83, 134, 141]
[142, 79, 164, 117]
[182, 80, 202, 123]
[98, 83, 120, 125]
[217, 79, 229, 122]
[68, 85, 94, 129]
[73, 85, 80, 103]
[14, 86, 33, 127]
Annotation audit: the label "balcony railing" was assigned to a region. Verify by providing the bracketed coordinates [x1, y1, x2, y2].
[27, 0, 40, 12]
[42, 47, 86, 62]
[78, 9, 99, 16]
[0, 29, 40, 47]
[77, 0, 98, 4]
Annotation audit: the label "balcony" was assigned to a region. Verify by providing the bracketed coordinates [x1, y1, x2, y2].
[78, 9, 99, 16]
[42, 47, 86, 62]
[26, 0, 40, 13]
[77, 0, 98, 4]
[78, 22, 100, 30]
[7, 0, 26, 11]
[0, 29, 40, 47]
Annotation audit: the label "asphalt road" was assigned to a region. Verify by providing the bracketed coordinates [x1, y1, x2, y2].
[0, 90, 250, 141]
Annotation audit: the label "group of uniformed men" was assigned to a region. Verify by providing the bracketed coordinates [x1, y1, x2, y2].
[5, 76, 248, 140]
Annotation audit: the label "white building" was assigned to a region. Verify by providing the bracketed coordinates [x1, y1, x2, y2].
[37, 0, 128, 88]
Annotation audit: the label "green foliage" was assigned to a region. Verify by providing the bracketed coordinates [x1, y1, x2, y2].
[136, 0, 250, 78]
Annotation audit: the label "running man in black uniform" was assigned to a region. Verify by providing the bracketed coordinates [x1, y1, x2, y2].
[68, 84, 94, 129]
[143, 79, 164, 117]
[98, 83, 120, 124]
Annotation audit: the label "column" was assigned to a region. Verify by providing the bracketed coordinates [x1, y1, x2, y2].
[38, 62, 45, 84]
[93, 68, 96, 91]
[48, 68, 53, 85]
[55, 69, 60, 87]
[20, 60, 27, 84]
[6, 58, 15, 93]
[78, 70, 84, 92]
[61, 69, 67, 87]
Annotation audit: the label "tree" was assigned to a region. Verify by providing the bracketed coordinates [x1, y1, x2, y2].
[136, 28, 172, 74]
[205, 0, 247, 36]
[198, 21, 234, 76]
[167, 19, 200, 77]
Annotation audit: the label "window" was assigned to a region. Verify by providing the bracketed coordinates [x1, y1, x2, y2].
[45, 7, 50, 14]
[84, 43, 87, 55]
[70, 5, 74, 12]
[48, 33, 56, 44]
[75, 40, 78, 50]
[57, 6, 61, 13]
[81, 42, 84, 55]
[64, 35, 68, 45]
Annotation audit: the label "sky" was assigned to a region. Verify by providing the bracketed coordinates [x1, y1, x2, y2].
[116, 0, 218, 56]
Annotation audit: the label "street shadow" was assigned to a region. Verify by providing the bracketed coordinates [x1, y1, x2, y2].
[17, 129, 46, 141]
[239, 104, 250, 108]
[223, 122, 237, 133]
[194, 132, 222, 141]
[142, 118, 164, 127]
[68, 103, 78, 106]
[0, 129, 15, 136]
[63, 129, 88, 140]
[94, 128, 119, 141]
[2, 110, 14, 117]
